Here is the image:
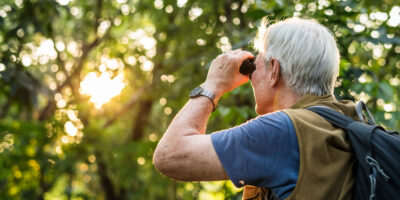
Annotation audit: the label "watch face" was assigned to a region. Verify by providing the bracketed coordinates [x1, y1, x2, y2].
[189, 86, 203, 98]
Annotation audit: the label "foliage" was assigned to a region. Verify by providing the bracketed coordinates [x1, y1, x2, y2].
[0, 0, 399, 199]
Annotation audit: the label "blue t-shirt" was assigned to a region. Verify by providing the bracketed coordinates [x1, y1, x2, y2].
[211, 111, 299, 199]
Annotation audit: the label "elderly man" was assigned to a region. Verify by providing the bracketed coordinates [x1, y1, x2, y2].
[153, 17, 356, 200]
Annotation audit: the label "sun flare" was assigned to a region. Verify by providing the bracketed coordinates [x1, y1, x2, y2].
[80, 72, 125, 109]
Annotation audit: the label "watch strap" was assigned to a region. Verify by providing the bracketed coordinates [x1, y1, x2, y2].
[190, 87, 217, 112]
[200, 90, 216, 112]
[200, 89, 216, 102]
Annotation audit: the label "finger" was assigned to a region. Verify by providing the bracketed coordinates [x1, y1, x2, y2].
[230, 49, 242, 55]
[236, 51, 254, 62]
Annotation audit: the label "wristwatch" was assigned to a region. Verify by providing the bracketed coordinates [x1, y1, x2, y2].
[189, 86, 216, 111]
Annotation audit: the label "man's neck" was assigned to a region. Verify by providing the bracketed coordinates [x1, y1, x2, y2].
[273, 89, 303, 110]
[255, 81, 304, 115]
[262, 87, 302, 114]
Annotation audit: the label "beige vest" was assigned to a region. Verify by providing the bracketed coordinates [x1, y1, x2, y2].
[243, 95, 356, 200]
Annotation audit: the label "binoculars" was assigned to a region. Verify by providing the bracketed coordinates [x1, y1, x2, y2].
[239, 57, 256, 78]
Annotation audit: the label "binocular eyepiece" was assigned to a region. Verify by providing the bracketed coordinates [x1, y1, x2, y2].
[239, 57, 256, 78]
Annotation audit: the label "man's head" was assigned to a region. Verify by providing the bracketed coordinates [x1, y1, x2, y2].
[254, 17, 340, 96]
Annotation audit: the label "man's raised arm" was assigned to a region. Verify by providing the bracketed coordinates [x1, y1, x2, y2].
[152, 50, 253, 181]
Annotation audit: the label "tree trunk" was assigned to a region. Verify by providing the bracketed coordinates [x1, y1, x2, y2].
[131, 99, 153, 141]
[97, 158, 119, 200]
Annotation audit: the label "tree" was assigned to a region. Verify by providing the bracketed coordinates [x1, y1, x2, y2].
[0, 0, 399, 199]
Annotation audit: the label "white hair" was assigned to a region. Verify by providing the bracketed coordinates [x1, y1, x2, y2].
[254, 17, 340, 96]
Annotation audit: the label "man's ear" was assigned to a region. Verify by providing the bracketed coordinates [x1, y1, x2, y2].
[269, 58, 281, 87]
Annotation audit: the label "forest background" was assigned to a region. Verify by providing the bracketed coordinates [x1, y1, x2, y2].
[0, 0, 399, 199]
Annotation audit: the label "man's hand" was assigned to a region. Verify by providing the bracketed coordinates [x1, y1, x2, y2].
[202, 50, 254, 101]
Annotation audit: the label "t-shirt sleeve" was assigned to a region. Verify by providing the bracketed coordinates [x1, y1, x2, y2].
[210, 111, 299, 198]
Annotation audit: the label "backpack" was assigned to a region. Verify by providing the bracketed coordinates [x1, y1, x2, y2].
[307, 101, 400, 200]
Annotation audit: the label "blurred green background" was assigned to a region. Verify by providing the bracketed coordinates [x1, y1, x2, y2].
[0, 0, 399, 199]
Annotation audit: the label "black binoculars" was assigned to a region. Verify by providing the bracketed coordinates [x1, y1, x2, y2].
[239, 57, 256, 78]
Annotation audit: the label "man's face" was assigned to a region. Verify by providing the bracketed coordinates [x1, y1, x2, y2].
[250, 53, 273, 115]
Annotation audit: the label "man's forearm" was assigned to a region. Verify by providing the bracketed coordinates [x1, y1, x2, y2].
[153, 96, 228, 181]
[158, 80, 223, 141]
[166, 97, 214, 136]
[154, 96, 214, 159]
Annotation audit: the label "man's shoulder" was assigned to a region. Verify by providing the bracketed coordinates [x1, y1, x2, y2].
[258, 110, 289, 119]
[254, 111, 294, 128]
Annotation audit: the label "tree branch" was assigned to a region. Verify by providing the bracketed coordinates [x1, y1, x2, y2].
[39, 23, 112, 121]
[103, 87, 146, 128]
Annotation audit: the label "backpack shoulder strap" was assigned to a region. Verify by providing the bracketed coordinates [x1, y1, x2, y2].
[356, 101, 376, 124]
[306, 106, 356, 129]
